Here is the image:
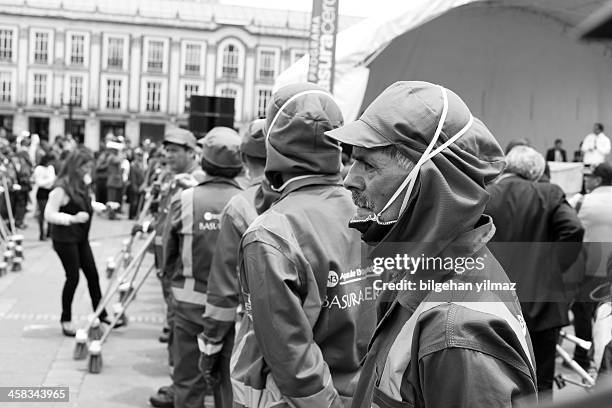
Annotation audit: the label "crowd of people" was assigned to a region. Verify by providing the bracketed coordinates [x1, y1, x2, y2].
[2, 80, 611, 408]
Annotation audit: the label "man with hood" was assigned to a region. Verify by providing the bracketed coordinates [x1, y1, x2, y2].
[232, 83, 376, 408]
[325, 81, 538, 407]
[197, 119, 267, 408]
[164, 127, 244, 408]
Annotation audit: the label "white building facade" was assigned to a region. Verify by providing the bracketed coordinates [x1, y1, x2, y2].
[0, 0, 358, 150]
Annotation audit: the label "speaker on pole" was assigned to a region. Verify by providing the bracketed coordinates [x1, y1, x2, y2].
[188, 96, 235, 137]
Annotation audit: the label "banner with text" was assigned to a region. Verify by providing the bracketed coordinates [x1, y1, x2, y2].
[308, 0, 340, 92]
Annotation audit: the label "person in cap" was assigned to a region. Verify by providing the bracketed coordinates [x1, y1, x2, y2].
[163, 128, 244, 408]
[197, 120, 268, 408]
[232, 83, 376, 408]
[103, 141, 126, 220]
[485, 146, 584, 400]
[150, 128, 206, 408]
[326, 81, 538, 407]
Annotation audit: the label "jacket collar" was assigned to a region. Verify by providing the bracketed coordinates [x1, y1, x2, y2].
[277, 174, 343, 200]
[198, 174, 243, 189]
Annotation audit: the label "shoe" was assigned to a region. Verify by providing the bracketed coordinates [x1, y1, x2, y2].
[162, 326, 170, 334]
[159, 332, 169, 343]
[16, 223, 27, 230]
[61, 322, 76, 337]
[149, 387, 174, 408]
[157, 385, 170, 395]
[100, 316, 127, 329]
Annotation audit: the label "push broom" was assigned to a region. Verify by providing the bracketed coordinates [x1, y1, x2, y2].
[88, 263, 156, 373]
[73, 232, 156, 360]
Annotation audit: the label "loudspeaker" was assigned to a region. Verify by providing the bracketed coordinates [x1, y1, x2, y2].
[188, 96, 235, 135]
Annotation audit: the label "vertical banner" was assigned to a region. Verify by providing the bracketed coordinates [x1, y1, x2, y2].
[308, 0, 340, 92]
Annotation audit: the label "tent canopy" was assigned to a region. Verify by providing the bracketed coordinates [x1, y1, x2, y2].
[276, 0, 612, 154]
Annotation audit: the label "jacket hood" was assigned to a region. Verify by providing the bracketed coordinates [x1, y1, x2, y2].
[264, 83, 344, 189]
[330, 81, 505, 257]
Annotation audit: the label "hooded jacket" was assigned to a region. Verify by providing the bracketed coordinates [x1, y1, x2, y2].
[326, 81, 538, 408]
[231, 83, 377, 408]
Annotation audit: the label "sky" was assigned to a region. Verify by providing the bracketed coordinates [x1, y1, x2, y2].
[218, 0, 398, 17]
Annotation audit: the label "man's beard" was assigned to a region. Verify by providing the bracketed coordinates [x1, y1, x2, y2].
[351, 190, 375, 212]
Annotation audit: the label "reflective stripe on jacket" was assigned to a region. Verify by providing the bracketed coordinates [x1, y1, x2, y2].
[352, 218, 539, 408]
[202, 180, 261, 350]
[165, 175, 243, 306]
[232, 176, 377, 408]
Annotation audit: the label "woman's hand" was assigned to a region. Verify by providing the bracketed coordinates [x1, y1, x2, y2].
[71, 212, 90, 224]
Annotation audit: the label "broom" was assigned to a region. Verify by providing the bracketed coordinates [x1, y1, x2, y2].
[72, 232, 155, 359]
[73, 329, 88, 360]
[87, 263, 155, 374]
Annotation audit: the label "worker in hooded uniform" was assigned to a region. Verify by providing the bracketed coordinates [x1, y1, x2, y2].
[149, 128, 206, 408]
[163, 127, 244, 408]
[231, 83, 377, 408]
[197, 119, 267, 408]
[325, 81, 538, 408]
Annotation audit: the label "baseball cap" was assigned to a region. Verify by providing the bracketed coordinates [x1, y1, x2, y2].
[240, 119, 266, 159]
[200, 127, 242, 169]
[163, 128, 197, 151]
[325, 81, 472, 150]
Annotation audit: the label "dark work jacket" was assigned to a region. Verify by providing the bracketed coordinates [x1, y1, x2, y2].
[485, 174, 584, 332]
[545, 148, 567, 162]
[49, 179, 93, 243]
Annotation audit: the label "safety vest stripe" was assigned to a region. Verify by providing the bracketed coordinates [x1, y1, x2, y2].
[379, 301, 533, 401]
[180, 189, 194, 278]
[204, 302, 237, 322]
[154, 236, 163, 245]
[231, 374, 285, 408]
[172, 280, 207, 305]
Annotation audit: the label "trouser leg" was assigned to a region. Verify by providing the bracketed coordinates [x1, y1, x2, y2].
[572, 301, 596, 368]
[53, 241, 80, 322]
[173, 313, 206, 408]
[531, 327, 560, 401]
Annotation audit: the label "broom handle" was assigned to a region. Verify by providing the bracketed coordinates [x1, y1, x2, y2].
[1, 174, 16, 234]
[100, 263, 155, 344]
[556, 345, 595, 386]
[86, 232, 156, 330]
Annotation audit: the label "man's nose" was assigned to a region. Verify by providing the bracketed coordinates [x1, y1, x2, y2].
[343, 164, 364, 191]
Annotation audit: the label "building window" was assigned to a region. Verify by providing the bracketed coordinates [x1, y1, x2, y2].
[69, 76, 83, 107]
[147, 41, 164, 73]
[222, 44, 239, 78]
[184, 83, 199, 112]
[220, 87, 237, 99]
[106, 79, 122, 109]
[258, 50, 276, 81]
[33, 73, 47, 105]
[70, 34, 85, 66]
[184, 44, 201, 75]
[0, 72, 11, 103]
[0, 30, 13, 62]
[33, 32, 49, 64]
[146, 81, 161, 112]
[108, 38, 124, 69]
[256, 88, 272, 118]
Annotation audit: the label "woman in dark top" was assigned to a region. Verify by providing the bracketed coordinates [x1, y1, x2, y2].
[44, 149, 110, 336]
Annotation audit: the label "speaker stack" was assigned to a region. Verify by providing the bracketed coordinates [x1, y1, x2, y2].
[188, 96, 235, 138]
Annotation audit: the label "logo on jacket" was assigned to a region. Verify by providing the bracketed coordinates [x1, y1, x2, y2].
[199, 212, 221, 231]
[327, 271, 339, 288]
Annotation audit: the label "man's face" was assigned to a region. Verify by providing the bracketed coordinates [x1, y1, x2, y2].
[344, 146, 413, 222]
[584, 175, 601, 193]
[594, 125, 603, 134]
[555, 141, 562, 149]
[164, 143, 192, 173]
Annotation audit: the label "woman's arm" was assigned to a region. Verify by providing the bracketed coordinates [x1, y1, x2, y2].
[44, 187, 74, 225]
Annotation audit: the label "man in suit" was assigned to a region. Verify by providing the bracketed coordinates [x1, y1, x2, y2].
[546, 138, 567, 162]
[485, 145, 584, 400]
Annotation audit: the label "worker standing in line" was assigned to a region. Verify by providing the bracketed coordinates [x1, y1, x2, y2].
[149, 128, 206, 408]
[198, 119, 267, 408]
[166, 128, 244, 408]
[232, 83, 376, 408]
